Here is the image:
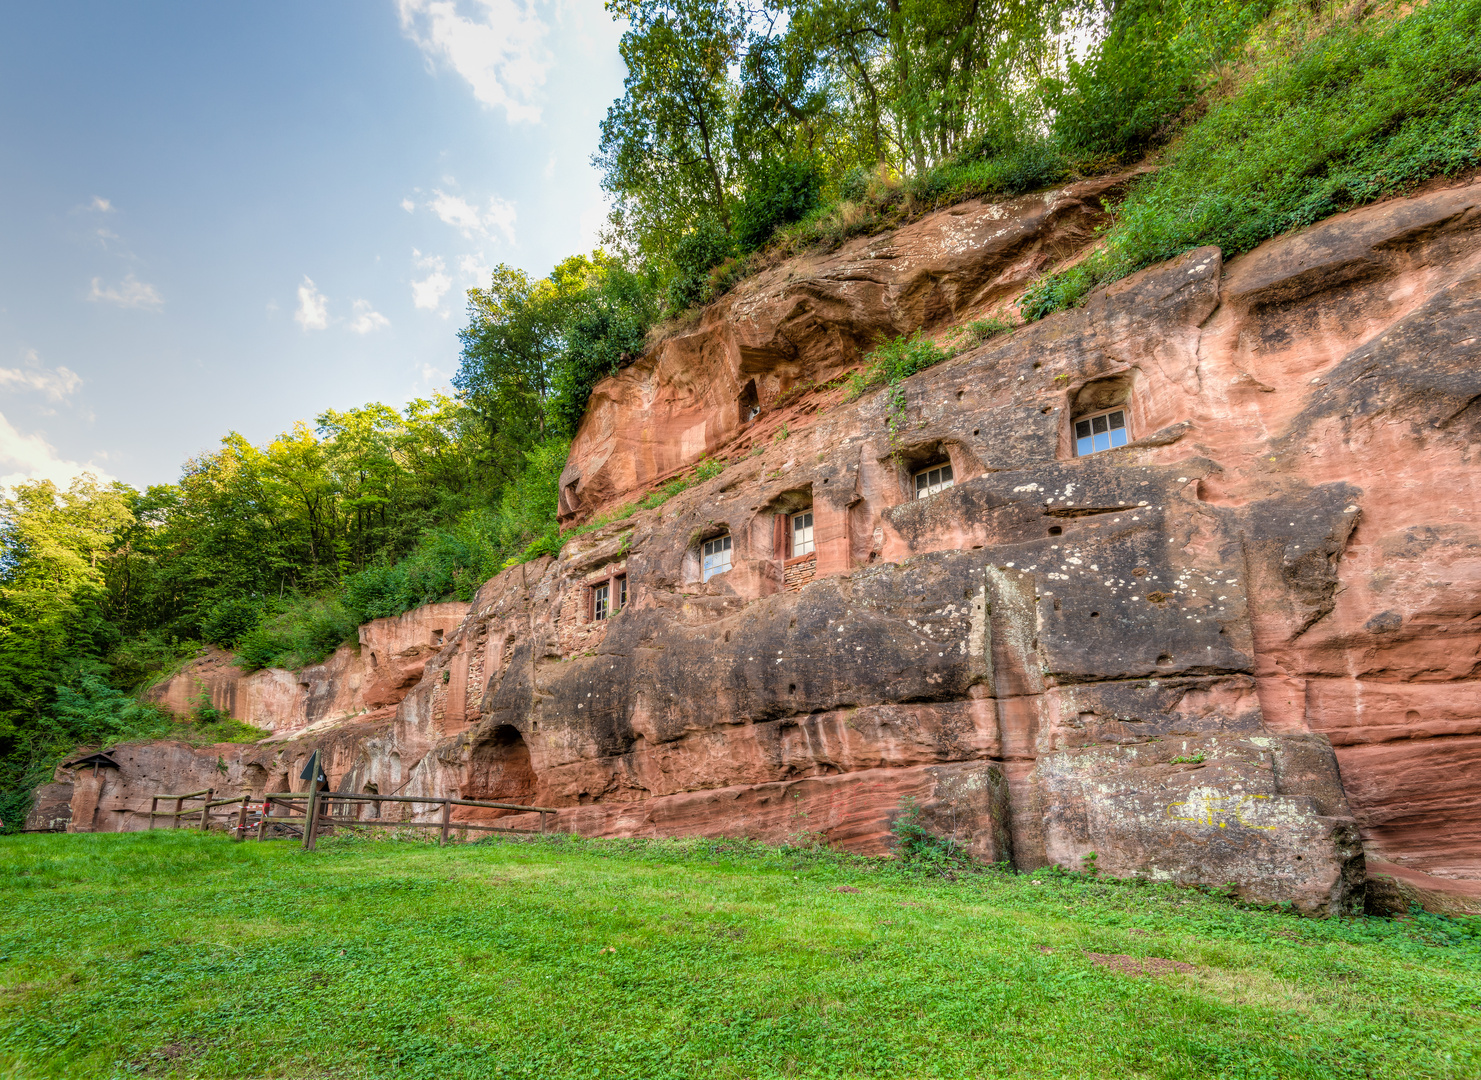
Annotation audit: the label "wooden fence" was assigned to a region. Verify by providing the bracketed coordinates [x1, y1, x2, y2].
[146, 789, 260, 840]
[261, 791, 562, 850]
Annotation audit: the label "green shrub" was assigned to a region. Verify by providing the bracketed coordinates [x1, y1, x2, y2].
[199, 596, 264, 648]
[234, 596, 358, 672]
[890, 796, 970, 867]
[734, 156, 824, 252]
[848, 332, 950, 398]
[1024, 0, 1481, 320]
[667, 218, 735, 311]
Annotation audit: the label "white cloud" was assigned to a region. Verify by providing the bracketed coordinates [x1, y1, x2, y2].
[88, 272, 163, 310]
[428, 189, 516, 245]
[400, 198, 416, 213]
[397, 0, 551, 124]
[294, 276, 329, 331]
[90, 196, 113, 213]
[0, 411, 114, 494]
[0, 352, 83, 403]
[410, 251, 453, 312]
[458, 254, 491, 285]
[349, 300, 391, 335]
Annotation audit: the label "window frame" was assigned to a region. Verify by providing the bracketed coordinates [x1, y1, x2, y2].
[589, 573, 628, 622]
[914, 462, 955, 500]
[1073, 407, 1130, 457]
[592, 581, 610, 621]
[790, 509, 815, 558]
[701, 533, 733, 582]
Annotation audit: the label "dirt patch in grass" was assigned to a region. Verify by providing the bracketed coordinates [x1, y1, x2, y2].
[1086, 951, 1196, 977]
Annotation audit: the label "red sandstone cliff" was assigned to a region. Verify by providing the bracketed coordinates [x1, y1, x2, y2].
[41, 176, 1481, 916]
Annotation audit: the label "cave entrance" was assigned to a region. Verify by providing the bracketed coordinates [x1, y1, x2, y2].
[467, 724, 538, 812]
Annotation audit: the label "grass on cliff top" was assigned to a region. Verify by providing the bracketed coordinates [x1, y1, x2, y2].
[1, 832, 1478, 1080]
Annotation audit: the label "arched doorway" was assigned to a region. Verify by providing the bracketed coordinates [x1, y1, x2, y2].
[466, 724, 537, 812]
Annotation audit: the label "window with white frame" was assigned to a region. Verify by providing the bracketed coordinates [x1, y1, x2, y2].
[702, 534, 732, 581]
[791, 510, 814, 557]
[1074, 408, 1129, 456]
[914, 462, 954, 499]
[591, 574, 628, 620]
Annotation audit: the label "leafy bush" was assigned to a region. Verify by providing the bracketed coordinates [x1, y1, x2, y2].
[734, 157, 824, 252]
[1052, 0, 1275, 160]
[667, 218, 735, 312]
[1024, 0, 1481, 320]
[890, 796, 970, 867]
[234, 596, 359, 672]
[848, 332, 950, 398]
[199, 595, 264, 648]
[548, 266, 658, 437]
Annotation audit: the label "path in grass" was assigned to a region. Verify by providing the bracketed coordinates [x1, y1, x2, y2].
[0, 832, 1477, 1079]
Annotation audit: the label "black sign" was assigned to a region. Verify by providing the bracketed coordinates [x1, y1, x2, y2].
[299, 752, 325, 785]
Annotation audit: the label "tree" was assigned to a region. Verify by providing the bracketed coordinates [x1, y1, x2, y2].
[597, 0, 747, 260]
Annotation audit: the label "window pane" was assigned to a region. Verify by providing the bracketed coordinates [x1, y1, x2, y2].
[1092, 415, 1108, 435]
[1075, 420, 1091, 439]
[1093, 430, 1110, 452]
[1077, 436, 1094, 456]
[594, 584, 608, 620]
[1109, 426, 1128, 448]
[916, 472, 927, 492]
[1108, 410, 1125, 430]
[618, 578, 627, 607]
[940, 464, 953, 483]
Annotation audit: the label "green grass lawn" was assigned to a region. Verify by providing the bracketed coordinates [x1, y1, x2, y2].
[1, 832, 1478, 1079]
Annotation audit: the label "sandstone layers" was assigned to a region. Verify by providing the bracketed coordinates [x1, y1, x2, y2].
[38, 176, 1481, 915]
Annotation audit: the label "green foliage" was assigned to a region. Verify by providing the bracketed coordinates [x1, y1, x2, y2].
[733, 156, 825, 251]
[666, 218, 736, 311]
[3, 831, 1477, 1077]
[548, 262, 661, 437]
[1024, 0, 1481, 320]
[890, 796, 970, 867]
[1052, 0, 1275, 160]
[233, 596, 359, 673]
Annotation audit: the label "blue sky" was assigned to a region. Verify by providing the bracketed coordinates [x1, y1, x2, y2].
[0, 1, 626, 492]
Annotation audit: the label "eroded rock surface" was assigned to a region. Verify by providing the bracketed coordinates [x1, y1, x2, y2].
[57, 177, 1481, 915]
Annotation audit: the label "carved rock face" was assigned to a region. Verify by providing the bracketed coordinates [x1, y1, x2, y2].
[65, 177, 1481, 915]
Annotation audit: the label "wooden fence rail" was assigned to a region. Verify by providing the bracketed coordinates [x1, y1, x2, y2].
[260, 791, 561, 850]
[146, 790, 259, 841]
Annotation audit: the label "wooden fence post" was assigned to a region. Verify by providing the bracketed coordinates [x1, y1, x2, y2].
[304, 786, 321, 852]
[257, 798, 269, 841]
[148, 796, 158, 831]
[439, 799, 452, 846]
[172, 796, 183, 829]
[200, 788, 213, 831]
[233, 795, 249, 842]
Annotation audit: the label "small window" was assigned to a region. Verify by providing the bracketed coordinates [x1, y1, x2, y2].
[915, 462, 954, 499]
[1074, 408, 1129, 456]
[702, 534, 732, 582]
[616, 575, 627, 610]
[432, 629, 444, 646]
[592, 582, 610, 621]
[791, 510, 814, 557]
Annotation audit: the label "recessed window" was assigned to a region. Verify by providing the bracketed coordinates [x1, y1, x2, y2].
[791, 510, 814, 557]
[592, 582, 610, 621]
[432, 629, 444, 646]
[702, 535, 732, 582]
[1075, 408, 1129, 456]
[915, 462, 954, 499]
[616, 574, 627, 610]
